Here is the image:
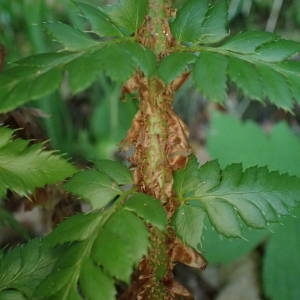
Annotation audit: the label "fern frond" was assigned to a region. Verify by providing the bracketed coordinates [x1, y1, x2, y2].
[170, 0, 300, 110]
[33, 192, 166, 299]
[0, 126, 76, 197]
[0, 240, 58, 298]
[173, 156, 300, 248]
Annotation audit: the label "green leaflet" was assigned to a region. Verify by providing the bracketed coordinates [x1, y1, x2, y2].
[197, 1, 228, 44]
[92, 210, 149, 283]
[121, 42, 157, 77]
[0, 240, 58, 298]
[0, 126, 76, 197]
[257, 64, 294, 111]
[253, 39, 300, 62]
[220, 31, 276, 54]
[104, 0, 148, 35]
[170, 0, 209, 42]
[173, 204, 206, 250]
[174, 156, 300, 239]
[124, 193, 167, 230]
[158, 52, 196, 83]
[46, 212, 102, 246]
[0, 52, 78, 112]
[66, 50, 104, 93]
[191, 30, 300, 109]
[98, 43, 136, 82]
[202, 113, 300, 264]
[171, 0, 228, 44]
[263, 207, 300, 300]
[193, 52, 228, 103]
[95, 159, 133, 185]
[44, 22, 99, 51]
[0, 63, 65, 113]
[64, 169, 122, 209]
[0, 41, 154, 112]
[34, 195, 166, 299]
[276, 61, 300, 104]
[77, 2, 123, 37]
[80, 257, 116, 300]
[228, 57, 263, 100]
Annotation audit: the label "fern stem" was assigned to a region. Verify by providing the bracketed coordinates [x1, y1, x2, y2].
[120, 1, 193, 299]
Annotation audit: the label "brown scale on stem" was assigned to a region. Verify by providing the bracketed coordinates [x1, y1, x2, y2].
[122, 75, 190, 206]
[119, 1, 207, 298]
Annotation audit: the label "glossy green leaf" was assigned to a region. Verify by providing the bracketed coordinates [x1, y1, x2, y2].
[124, 193, 167, 230]
[228, 57, 263, 100]
[31, 67, 63, 96]
[15, 52, 79, 67]
[193, 52, 228, 103]
[0, 67, 62, 113]
[0, 52, 79, 113]
[0, 41, 143, 108]
[80, 258, 116, 300]
[170, 0, 208, 42]
[198, 1, 228, 44]
[105, 0, 148, 34]
[158, 52, 196, 83]
[92, 229, 134, 282]
[45, 22, 98, 51]
[66, 50, 104, 93]
[37, 207, 150, 299]
[121, 42, 156, 76]
[99, 43, 135, 82]
[174, 156, 300, 238]
[175, 156, 221, 199]
[0, 240, 58, 298]
[96, 159, 132, 185]
[221, 31, 276, 54]
[37, 266, 75, 297]
[0, 126, 76, 197]
[103, 210, 149, 263]
[77, 2, 123, 37]
[257, 64, 293, 110]
[46, 212, 101, 246]
[276, 61, 300, 103]
[190, 30, 300, 110]
[254, 39, 300, 62]
[205, 198, 242, 237]
[64, 169, 122, 209]
[173, 204, 206, 250]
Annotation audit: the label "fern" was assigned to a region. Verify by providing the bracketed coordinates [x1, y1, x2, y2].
[173, 156, 300, 247]
[0, 0, 153, 113]
[1, 0, 300, 112]
[34, 192, 165, 299]
[63, 159, 133, 209]
[0, 126, 76, 197]
[168, 0, 300, 110]
[0, 239, 58, 298]
[1, 0, 300, 298]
